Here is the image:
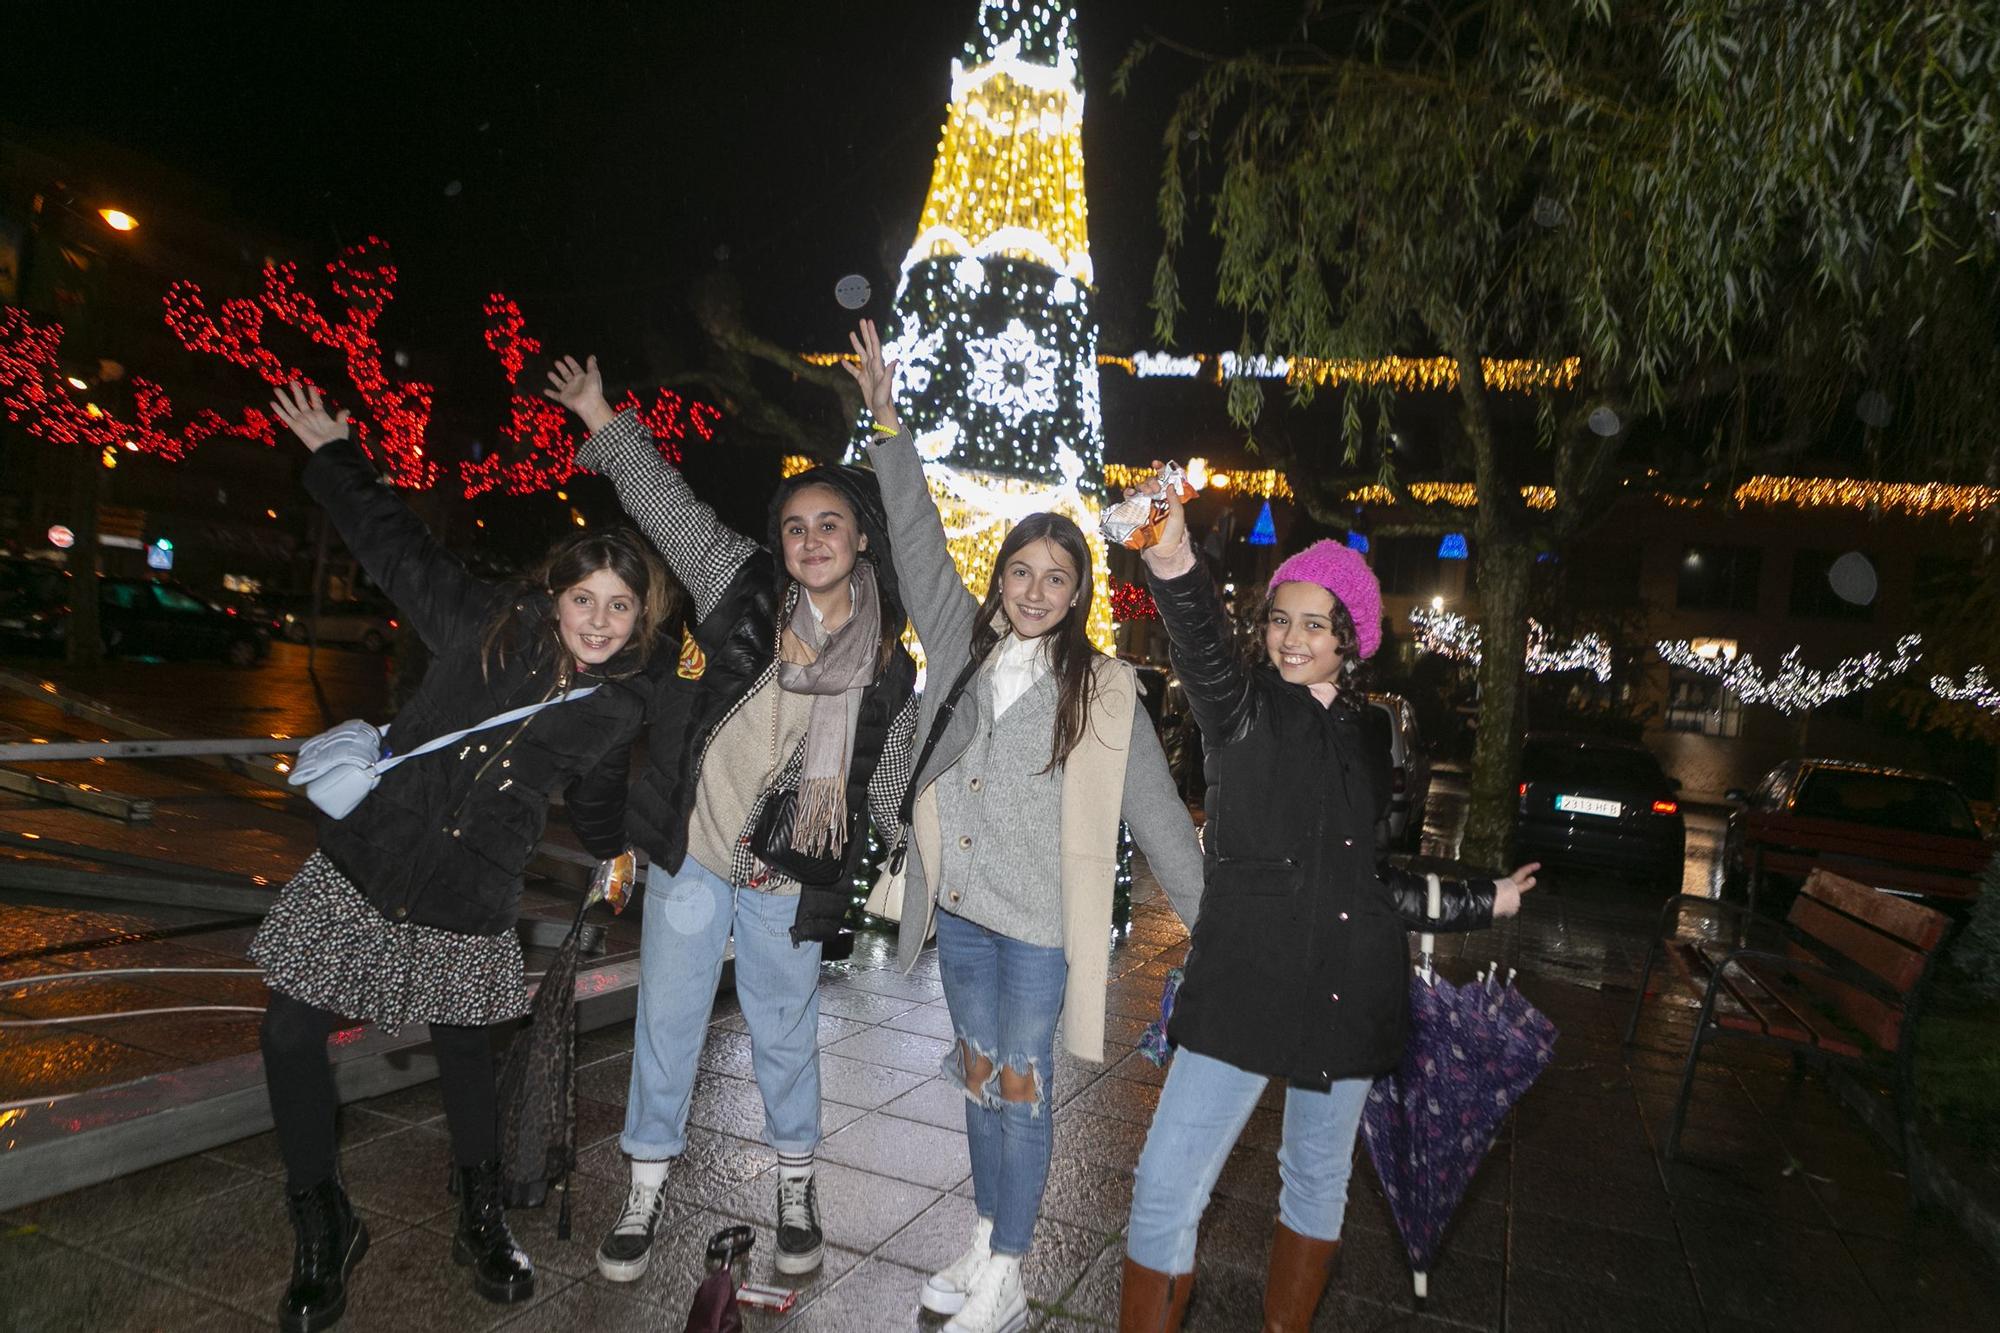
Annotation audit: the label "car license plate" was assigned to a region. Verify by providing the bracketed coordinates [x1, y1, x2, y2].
[1556, 794, 1621, 818]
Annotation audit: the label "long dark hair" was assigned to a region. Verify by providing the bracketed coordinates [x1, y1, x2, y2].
[480, 526, 680, 681]
[970, 512, 1099, 773]
[1245, 581, 1365, 708]
[766, 466, 907, 673]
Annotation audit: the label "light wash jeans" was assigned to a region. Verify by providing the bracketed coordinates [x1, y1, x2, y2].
[620, 856, 823, 1161]
[934, 908, 1068, 1256]
[1126, 1046, 1372, 1274]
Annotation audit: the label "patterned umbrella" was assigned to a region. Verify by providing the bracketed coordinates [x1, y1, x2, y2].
[1363, 961, 1558, 1305]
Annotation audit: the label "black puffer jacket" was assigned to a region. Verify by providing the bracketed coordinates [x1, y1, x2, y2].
[303, 439, 653, 936]
[1148, 560, 1496, 1088]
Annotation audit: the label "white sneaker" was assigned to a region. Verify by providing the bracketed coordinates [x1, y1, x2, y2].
[920, 1216, 994, 1315]
[944, 1252, 1027, 1333]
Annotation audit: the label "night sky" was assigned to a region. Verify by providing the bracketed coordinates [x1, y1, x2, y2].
[4, 2, 1308, 402]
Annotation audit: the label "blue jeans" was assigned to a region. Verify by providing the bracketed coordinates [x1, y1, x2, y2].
[621, 857, 823, 1160]
[1126, 1046, 1372, 1274]
[934, 908, 1068, 1256]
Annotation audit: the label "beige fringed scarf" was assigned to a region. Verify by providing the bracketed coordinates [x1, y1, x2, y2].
[776, 560, 881, 855]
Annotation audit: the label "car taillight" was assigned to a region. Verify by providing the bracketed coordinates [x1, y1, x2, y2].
[388, 619, 399, 629]
[1518, 783, 1528, 796]
[225, 606, 237, 616]
[1651, 799, 1678, 815]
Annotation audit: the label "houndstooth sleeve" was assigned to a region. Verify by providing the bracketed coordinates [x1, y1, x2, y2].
[574, 409, 760, 622]
[866, 693, 920, 844]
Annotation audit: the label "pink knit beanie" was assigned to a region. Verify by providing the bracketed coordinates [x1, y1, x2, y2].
[1268, 539, 1384, 659]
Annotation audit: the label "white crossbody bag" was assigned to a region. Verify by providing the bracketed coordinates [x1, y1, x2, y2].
[288, 687, 598, 819]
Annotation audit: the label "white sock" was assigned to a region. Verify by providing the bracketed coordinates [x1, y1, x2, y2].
[631, 1158, 669, 1191]
[970, 1216, 994, 1251]
[776, 1150, 814, 1181]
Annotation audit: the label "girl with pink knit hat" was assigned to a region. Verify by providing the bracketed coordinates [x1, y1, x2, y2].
[1115, 478, 1538, 1332]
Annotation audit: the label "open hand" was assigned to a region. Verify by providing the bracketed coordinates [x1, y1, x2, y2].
[842, 318, 900, 432]
[268, 381, 350, 452]
[1492, 861, 1539, 919]
[544, 355, 615, 433]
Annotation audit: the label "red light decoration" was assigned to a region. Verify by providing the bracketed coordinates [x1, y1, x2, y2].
[164, 235, 437, 488]
[459, 292, 726, 499]
[7, 238, 724, 499]
[1111, 579, 1159, 622]
[0, 306, 276, 460]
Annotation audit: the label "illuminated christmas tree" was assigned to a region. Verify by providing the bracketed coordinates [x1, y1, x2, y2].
[862, 0, 1113, 648]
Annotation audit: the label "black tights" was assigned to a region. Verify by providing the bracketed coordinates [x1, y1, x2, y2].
[260, 990, 498, 1193]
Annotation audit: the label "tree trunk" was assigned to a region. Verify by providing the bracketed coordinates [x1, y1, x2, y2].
[1461, 536, 1531, 870]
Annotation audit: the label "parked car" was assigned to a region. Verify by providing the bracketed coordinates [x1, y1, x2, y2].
[1366, 692, 1432, 851]
[0, 562, 268, 666]
[279, 594, 398, 652]
[1513, 733, 1686, 888]
[1723, 759, 1990, 914]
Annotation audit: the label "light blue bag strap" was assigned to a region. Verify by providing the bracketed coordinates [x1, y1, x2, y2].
[376, 685, 599, 774]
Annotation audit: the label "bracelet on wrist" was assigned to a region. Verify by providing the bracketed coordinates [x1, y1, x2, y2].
[871, 421, 900, 436]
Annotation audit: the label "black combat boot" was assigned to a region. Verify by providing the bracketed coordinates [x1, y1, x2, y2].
[451, 1158, 535, 1303]
[278, 1178, 369, 1332]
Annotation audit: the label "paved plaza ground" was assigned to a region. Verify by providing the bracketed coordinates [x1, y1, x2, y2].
[6, 865, 1998, 1333]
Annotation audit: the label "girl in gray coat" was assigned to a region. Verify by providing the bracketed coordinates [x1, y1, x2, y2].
[846, 320, 1205, 1333]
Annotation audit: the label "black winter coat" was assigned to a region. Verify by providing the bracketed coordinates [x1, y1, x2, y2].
[303, 439, 652, 936]
[1148, 561, 1496, 1088]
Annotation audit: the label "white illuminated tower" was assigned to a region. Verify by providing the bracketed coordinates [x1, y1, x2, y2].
[864, 0, 1113, 648]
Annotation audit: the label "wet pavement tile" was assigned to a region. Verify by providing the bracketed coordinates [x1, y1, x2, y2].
[687, 1070, 865, 1143]
[270, 1219, 569, 1331]
[1504, 1266, 1698, 1333]
[352, 1077, 448, 1125]
[697, 1027, 760, 1081]
[1050, 1106, 1152, 1172]
[1509, 1209, 1701, 1307]
[92, 1178, 405, 1314]
[811, 987, 922, 1026]
[827, 968, 947, 1005]
[822, 1025, 953, 1076]
[0, 1028, 182, 1099]
[587, 1203, 864, 1320]
[815, 1050, 929, 1110]
[0, 1225, 261, 1332]
[876, 1189, 1112, 1306]
[778, 1253, 938, 1332]
[337, 1123, 458, 1226]
[879, 1075, 976, 1132]
[713, 1009, 873, 1048]
[1678, 1209, 1888, 1330]
[8, 1151, 261, 1244]
[1013, 1154, 1136, 1234]
[574, 1050, 633, 1106]
[1334, 1223, 1504, 1329]
[879, 998, 959, 1041]
[818, 1110, 970, 1191]
[1066, 1071, 1163, 1126]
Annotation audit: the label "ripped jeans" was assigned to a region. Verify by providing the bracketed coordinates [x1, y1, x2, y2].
[933, 907, 1068, 1256]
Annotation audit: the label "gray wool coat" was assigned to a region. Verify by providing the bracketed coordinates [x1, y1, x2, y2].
[867, 430, 1205, 1062]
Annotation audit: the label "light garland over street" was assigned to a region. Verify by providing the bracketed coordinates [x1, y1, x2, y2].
[1655, 635, 1925, 715]
[1408, 608, 1613, 682]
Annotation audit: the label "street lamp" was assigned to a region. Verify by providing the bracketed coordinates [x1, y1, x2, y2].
[97, 208, 139, 232]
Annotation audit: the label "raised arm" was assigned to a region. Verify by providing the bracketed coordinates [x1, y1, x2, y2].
[1118, 700, 1206, 929]
[274, 382, 492, 654]
[1140, 501, 1257, 746]
[565, 732, 637, 861]
[547, 355, 758, 622]
[847, 321, 981, 657]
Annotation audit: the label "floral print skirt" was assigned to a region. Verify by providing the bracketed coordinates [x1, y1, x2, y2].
[249, 852, 528, 1033]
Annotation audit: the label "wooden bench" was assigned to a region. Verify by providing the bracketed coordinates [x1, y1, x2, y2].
[1622, 868, 1952, 1160]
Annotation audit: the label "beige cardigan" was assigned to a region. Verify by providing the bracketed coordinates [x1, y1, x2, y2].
[902, 657, 1137, 1063]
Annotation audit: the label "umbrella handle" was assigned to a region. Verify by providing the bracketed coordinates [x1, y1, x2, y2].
[1418, 873, 1442, 981]
[1413, 1270, 1428, 1306]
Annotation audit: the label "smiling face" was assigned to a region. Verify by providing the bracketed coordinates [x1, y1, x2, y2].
[778, 483, 866, 599]
[556, 567, 640, 668]
[999, 536, 1079, 639]
[1264, 581, 1347, 687]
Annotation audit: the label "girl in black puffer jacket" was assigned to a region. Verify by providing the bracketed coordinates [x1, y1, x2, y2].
[1115, 482, 1539, 1333]
[251, 384, 680, 1332]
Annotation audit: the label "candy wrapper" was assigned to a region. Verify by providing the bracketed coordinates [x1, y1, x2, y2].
[587, 849, 637, 914]
[1100, 461, 1194, 550]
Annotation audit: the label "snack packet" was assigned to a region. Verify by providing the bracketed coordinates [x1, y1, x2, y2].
[587, 849, 637, 914]
[1100, 461, 1194, 550]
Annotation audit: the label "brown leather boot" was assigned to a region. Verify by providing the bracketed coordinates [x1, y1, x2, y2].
[1118, 1256, 1194, 1332]
[1262, 1222, 1340, 1332]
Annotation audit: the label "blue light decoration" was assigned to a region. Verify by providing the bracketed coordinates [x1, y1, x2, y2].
[1344, 530, 1370, 553]
[1437, 532, 1469, 560]
[1249, 499, 1277, 546]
